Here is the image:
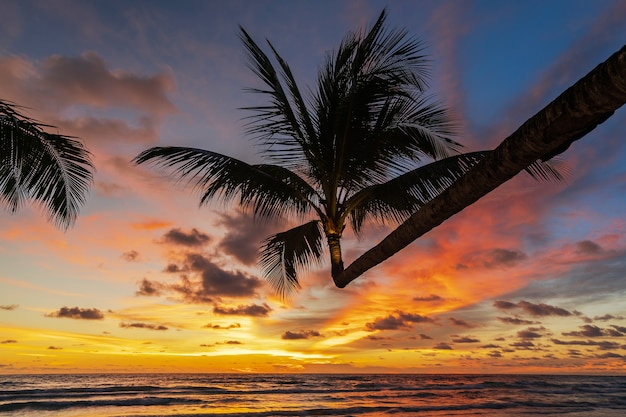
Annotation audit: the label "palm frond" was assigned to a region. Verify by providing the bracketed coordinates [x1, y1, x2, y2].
[0, 99, 93, 229]
[310, 9, 459, 193]
[258, 220, 324, 298]
[524, 158, 565, 182]
[345, 152, 488, 234]
[239, 28, 311, 169]
[345, 151, 564, 234]
[133, 146, 319, 220]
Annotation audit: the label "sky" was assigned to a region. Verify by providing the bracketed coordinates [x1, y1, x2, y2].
[1, 0, 626, 374]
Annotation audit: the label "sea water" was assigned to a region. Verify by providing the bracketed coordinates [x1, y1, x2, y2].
[1, 373, 625, 416]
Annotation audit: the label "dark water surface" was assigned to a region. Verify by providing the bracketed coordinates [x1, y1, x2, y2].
[1, 373, 625, 416]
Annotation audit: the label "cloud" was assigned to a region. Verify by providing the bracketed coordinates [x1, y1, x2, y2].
[138, 253, 264, 302]
[451, 336, 480, 343]
[497, 317, 538, 325]
[493, 301, 517, 310]
[178, 253, 263, 300]
[55, 115, 160, 145]
[413, 294, 442, 302]
[45, 306, 105, 320]
[480, 344, 501, 349]
[0, 52, 177, 150]
[576, 240, 602, 254]
[48, 346, 63, 350]
[121, 250, 141, 262]
[37, 52, 175, 114]
[213, 303, 272, 317]
[517, 327, 545, 339]
[161, 228, 210, 247]
[562, 324, 624, 338]
[595, 352, 624, 359]
[494, 300, 573, 317]
[1, 340, 17, 344]
[132, 220, 173, 231]
[516, 301, 573, 317]
[281, 330, 322, 340]
[448, 317, 476, 328]
[136, 278, 165, 296]
[202, 323, 241, 330]
[551, 339, 620, 350]
[611, 325, 626, 334]
[509, 341, 536, 349]
[216, 212, 282, 265]
[219, 340, 242, 345]
[0, 304, 18, 311]
[483, 248, 527, 268]
[434, 342, 453, 350]
[595, 314, 624, 321]
[119, 322, 168, 331]
[365, 311, 433, 331]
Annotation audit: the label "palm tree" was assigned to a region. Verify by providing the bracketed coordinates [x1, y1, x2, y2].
[332, 44, 626, 288]
[0, 99, 94, 229]
[134, 10, 560, 296]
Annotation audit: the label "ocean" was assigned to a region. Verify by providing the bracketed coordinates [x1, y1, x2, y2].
[1, 373, 625, 416]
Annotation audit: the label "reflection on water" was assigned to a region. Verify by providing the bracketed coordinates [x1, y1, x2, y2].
[1, 373, 626, 416]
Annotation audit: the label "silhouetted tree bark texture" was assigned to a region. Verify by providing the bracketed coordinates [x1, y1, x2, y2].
[333, 45, 626, 288]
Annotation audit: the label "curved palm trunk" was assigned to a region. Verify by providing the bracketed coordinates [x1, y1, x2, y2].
[332, 45, 626, 288]
[327, 234, 345, 284]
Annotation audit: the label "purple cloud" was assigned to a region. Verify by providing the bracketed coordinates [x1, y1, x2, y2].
[161, 228, 210, 247]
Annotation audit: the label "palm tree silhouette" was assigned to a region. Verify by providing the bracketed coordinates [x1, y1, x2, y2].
[134, 10, 561, 296]
[0, 99, 93, 229]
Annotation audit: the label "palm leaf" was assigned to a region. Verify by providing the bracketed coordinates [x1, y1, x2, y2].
[0, 99, 93, 229]
[239, 28, 311, 170]
[133, 146, 319, 220]
[310, 10, 458, 193]
[345, 152, 487, 233]
[258, 220, 324, 298]
[345, 152, 563, 234]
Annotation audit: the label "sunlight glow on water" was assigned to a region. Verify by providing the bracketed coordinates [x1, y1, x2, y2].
[2, 373, 626, 416]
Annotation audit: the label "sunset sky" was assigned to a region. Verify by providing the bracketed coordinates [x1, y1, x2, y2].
[2, 0, 626, 374]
